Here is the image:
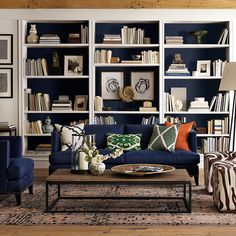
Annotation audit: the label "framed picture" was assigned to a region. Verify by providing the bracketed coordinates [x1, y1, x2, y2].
[101, 71, 124, 100]
[131, 71, 154, 100]
[196, 60, 211, 76]
[0, 34, 13, 65]
[74, 95, 88, 111]
[64, 55, 83, 76]
[0, 68, 13, 98]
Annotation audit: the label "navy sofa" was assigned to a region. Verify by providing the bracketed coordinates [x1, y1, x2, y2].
[0, 136, 34, 205]
[49, 124, 200, 185]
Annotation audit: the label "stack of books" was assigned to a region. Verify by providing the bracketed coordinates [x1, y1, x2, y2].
[212, 59, 227, 76]
[165, 63, 190, 76]
[94, 50, 112, 63]
[165, 36, 184, 44]
[165, 116, 187, 124]
[141, 116, 159, 125]
[209, 92, 229, 111]
[25, 58, 48, 76]
[207, 118, 228, 134]
[217, 28, 229, 44]
[35, 143, 51, 152]
[25, 120, 43, 134]
[103, 34, 121, 44]
[201, 137, 229, 153]
[188, 98, 209, 112]
[81, 25, 89, 44]
[52, 95, 72, 111]
[39, 34, 60, 44]
[94, 116, 116, 125]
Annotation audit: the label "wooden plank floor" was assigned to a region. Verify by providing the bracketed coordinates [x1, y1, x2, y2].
[1, 169, 235, 236]
[0, 225, 236, 236]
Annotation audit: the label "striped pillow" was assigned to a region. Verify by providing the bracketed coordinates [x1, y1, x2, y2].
[55, 123, 85, 151]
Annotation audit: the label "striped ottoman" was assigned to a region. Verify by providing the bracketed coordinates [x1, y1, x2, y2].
[212, 160, 236, 212]
[204, 151, 236, 193]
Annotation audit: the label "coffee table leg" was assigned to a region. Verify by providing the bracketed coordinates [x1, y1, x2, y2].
[188, 183, 192, 213]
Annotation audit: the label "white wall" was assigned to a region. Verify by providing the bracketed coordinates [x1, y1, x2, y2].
[0, 20, 18, 130]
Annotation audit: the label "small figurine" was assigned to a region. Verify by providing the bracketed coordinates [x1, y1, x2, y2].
[42, 116, 54, 133]
[173, 53, 183, 64]
[190, 30, 208, 44]
[27, 24, 39, 44]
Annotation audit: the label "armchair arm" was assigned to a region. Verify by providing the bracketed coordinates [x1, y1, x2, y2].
[188, 130, 197, 153]
[0, 140, 10, 193]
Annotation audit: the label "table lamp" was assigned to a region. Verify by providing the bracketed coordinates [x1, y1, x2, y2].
[219, 62, 236, 151]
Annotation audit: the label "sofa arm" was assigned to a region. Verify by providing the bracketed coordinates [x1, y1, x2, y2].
[188, 130, 197, 153]
[0, 140, 10, 193]
[51, 131, 61, 154]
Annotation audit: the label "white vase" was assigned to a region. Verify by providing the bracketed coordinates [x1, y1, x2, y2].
[89, 163, 106, 175]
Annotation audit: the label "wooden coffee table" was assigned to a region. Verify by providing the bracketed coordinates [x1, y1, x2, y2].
[45, 168, 192, 213]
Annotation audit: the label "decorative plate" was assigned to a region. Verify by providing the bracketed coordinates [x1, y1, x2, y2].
[111, 164, 175, 176]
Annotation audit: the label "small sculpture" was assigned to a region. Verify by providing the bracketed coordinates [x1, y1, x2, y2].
[42, 116, 54, 133]
[52, 52, 61, 75]
[190, 30, 208, 44]
[27, 24, 39, 44]
[174, 100, 183, 112]
[119, 86, 135, 103]
[173, 53, 183, 64]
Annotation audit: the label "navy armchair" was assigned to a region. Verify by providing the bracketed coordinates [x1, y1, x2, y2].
[0, 136, 34, 205]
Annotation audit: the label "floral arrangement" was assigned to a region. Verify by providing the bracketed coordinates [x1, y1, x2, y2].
[82, 143, 123, 165]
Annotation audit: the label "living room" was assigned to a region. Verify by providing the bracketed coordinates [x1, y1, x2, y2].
[0, 1, 236, 235]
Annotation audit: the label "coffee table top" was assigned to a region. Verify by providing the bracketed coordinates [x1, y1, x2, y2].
[46, 168, 191, 184]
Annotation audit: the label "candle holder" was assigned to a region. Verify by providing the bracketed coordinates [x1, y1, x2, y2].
[71, 134, 89, 174]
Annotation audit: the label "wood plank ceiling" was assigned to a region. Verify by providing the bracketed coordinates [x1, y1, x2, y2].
[0, 0, 236, 8]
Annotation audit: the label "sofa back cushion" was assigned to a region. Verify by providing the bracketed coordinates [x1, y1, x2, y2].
[84, 125, 125, 149]
[125, 124, 154, 149]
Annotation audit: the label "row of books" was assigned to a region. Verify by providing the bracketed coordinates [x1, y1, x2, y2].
[141, 50, 159, 64]
[35, 143, 51, 152]
[25, 120, 43, 134]
[164, 116, 187, 124]
[39, 34, 60, 44]
[81, 24, 89, 44]
[165, 36, 184, 44]
[141, 116, 159, 125]
[94, 50, 112, 63]
[121, 26, 145, 44]
[24, 88, 50, 111]
[212, 59, 227, 76]
[25, 58, 48, 76]
[207, 118, 229, 134]
[163, 92, 179, 112]
[209, 92, 229, 111]
[94, 116, 116, 125]
[201, 137, 229, 153]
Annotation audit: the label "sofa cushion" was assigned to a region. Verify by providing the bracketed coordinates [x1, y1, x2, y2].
[124, 150, 200, 165]
[84, 125, 125, 149]
[98, 149, 125, 164]
[7, 158, 34, 180]
[165, 121, 196, 151]
[147, 125, 179, 152]
[49, 149, 72, 165]
[55, 123, 85, 151]
[106, 133, 141, 151]
[125, 124, 153, 149]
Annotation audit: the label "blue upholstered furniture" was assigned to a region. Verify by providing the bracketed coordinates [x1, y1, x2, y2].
[49, 124, 200, 185]
[0, 136, 34, 205]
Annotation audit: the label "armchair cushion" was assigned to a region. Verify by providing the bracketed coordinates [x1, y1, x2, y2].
[49, 149, 72, 165]
[7, 158, 34, 180]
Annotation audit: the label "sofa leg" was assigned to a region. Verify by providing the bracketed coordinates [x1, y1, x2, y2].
[194, 175, 199, 186]
[28, 184, 33, 194]
[15, 193, 21, 206]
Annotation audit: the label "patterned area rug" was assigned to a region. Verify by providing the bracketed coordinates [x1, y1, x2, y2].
[0, 183, 235, 226]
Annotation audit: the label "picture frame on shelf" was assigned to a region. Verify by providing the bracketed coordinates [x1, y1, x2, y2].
[74, 95, 88, 111]
[0, 34, 13, 65]
[64, 55, 83, 76]
[196, 60, 211, 77]
[101, 71, 124, 100]
[131, 71, 154, 100]
[0, 68, 13, 98]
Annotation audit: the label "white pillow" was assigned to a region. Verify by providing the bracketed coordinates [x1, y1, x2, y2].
[55, 123, 85, 151]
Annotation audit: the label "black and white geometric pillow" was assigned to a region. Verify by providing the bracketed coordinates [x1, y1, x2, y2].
[55, 123, 85, 151]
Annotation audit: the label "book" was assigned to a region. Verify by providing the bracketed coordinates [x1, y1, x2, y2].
[139, 107, 157, 112]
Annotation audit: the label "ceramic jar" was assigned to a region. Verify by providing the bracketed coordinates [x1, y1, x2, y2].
[89, 163, 106, 175]
[27, 24, 39, 44]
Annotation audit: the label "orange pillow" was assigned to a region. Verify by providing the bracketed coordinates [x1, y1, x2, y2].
[165, 121, 196, 151]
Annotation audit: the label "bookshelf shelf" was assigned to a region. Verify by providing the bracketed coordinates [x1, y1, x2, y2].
[24, 43, 89, 48]
[95, 63, 160, 67]
[24, 133, 51, 137]
[25, 75, 89, 79]
[24, 111, 89, 114]
[95, 43, 159, 48]
[164, 111, 230, 115]
[197, 134, 230, 137]
[164, 44, 230, 49]
[164, 76, 222, 80]
[94, 111, 160, 115]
